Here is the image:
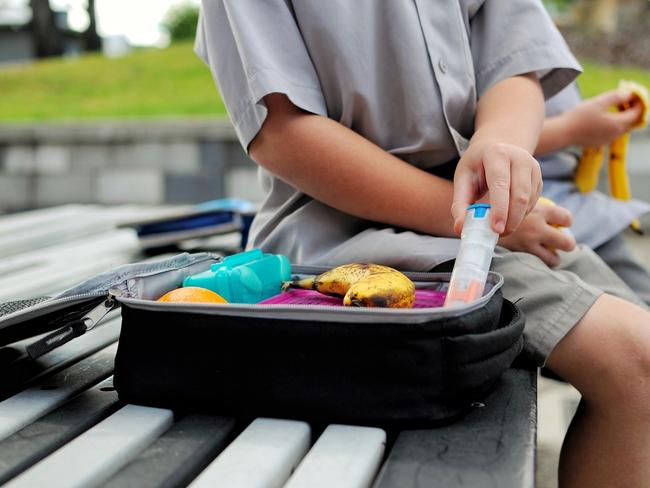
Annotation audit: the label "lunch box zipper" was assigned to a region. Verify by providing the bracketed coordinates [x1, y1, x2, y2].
[7, 254, 503, 357]
[26, 288, 123, 359]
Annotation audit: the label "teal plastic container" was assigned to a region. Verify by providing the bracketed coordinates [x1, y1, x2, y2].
[182, 249, 292, 304]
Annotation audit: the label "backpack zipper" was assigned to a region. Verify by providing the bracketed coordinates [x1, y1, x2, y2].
[26, 288, 123, 359]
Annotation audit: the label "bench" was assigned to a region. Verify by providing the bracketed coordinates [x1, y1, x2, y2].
[0, 205, 537, 488]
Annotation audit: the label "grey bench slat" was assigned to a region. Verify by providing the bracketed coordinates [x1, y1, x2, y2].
[189, 418, 312, 488]
[285, 425, 386, 488]
[0, 377, 121, 485]
[0, 342, 117, 441]
[373, 368, 537, 488]
[0, 315, 121, 400]
[5, 404, 174, 488]
[100, 414, 237, 488]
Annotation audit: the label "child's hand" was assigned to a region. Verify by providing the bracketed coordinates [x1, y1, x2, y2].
[562, 90, 644, 147]
[498, 201, 576, 267]
[452, 140, 542, 236]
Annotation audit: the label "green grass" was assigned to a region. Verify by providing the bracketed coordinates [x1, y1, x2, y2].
[1, 44, 650, 122]
[0, 41, 226, 122]
[577, 60, 650, 98]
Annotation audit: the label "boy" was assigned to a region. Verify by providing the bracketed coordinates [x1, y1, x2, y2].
[196, 2, 650, 486]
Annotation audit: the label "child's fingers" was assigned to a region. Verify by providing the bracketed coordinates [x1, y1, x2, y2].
[542, 226, 576, 253]
[482, 146, 511, 234]
[593, 89, 633, 110]
[532, 244, 561, 268]
[506, 155, 533, 235]
[532, 163, 543, 213]
[614, 102, 644, 129]
[451, 166, 479, 235]
[544, 205, 573, 228]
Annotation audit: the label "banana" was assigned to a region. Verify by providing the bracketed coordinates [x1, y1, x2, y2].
[575, 146, 606, 193]
[283, 263, 416, 308]
[574, 81, 648, 233]
[607, 80, 649, 234]
[538, 196, 557, 208]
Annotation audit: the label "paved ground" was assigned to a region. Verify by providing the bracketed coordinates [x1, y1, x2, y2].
[536, 231, 650, 488]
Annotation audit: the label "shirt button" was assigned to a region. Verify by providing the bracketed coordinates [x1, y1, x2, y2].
[438, 58, 447, 74]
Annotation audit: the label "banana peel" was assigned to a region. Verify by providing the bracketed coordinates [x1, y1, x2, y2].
[575, 146, 605, 193]
[283, 263, 416, 308]
[575, 80, 649, 234]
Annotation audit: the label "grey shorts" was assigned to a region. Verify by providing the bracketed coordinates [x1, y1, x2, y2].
[490, 245, 649, 366]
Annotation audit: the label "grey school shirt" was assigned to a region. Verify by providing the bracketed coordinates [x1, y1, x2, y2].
[196, 0, 581, 271]
[540, 84, 650, 249]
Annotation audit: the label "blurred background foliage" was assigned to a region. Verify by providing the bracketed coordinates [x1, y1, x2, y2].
[163, 2, 199, 43]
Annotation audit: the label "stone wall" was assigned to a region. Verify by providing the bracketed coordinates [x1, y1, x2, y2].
[0, 119, 649, 216]
[0, 119, 264, 213]
[0, 30, 34, 65]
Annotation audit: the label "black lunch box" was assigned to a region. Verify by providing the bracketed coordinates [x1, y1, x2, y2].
[0, 252, 525, 426]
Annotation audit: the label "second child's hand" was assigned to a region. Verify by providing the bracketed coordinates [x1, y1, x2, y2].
[498, 201, 576, 267]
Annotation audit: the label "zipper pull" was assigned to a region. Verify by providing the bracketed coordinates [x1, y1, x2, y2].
[83, 288, 122, 330]
[26, 289, 121, 359]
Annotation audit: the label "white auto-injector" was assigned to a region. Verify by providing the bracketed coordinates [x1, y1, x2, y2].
[444, 204, 499, 307]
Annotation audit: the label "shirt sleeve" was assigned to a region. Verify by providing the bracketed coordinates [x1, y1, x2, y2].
[469, 0, 582, 99]
[194, 0, 327, 152]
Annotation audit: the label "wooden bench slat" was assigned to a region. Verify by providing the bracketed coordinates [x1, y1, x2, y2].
[0, 315, 121, 400]
[0, 205, 109, 235]
[372, 368, 537, 488]
[100, 414, 238, 488]
[0, 207, 114, 259]
[0, 343, 117, 441]
[0, 377, 121, 485]
[189, 418, 311, 488]
[285, 424, 386, 488]
[5, 404, 173, 488]
[0, 229, 139, 278]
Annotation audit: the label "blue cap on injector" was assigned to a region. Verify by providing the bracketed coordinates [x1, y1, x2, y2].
[466, 203, 491, 219]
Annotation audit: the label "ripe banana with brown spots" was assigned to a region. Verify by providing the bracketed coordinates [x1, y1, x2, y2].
[283, 263, 416, 308]
[608, 81, 648, 234]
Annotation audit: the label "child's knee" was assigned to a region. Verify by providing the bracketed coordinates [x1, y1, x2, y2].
[582, 316, 650, 409]
[546, 295, 650, 408]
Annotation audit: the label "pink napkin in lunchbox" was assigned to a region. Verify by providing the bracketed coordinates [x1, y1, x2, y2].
[260, 288, 446, 308]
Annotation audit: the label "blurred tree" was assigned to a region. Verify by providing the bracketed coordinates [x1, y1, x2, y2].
[569, 0, 649, 34]
[164, 3, 199, 43]
[29, 0, 64, 57]
[573, 0, 618, 34]
[82, 0, 101, 52]
[25, 0, 101, 58]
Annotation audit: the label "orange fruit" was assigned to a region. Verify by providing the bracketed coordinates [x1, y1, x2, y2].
[157, 287, 228, 304]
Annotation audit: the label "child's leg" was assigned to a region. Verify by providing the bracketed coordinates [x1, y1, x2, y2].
[491, 246, 650, 487]
[594, 234, 650, 306]
[545, 293, 650, 488]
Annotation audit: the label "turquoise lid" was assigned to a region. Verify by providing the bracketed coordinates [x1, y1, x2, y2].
[183, 249, 291, 303]
[467, 203, 491, 219]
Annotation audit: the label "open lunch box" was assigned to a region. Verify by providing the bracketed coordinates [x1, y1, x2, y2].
[0, 251, 525, 426]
